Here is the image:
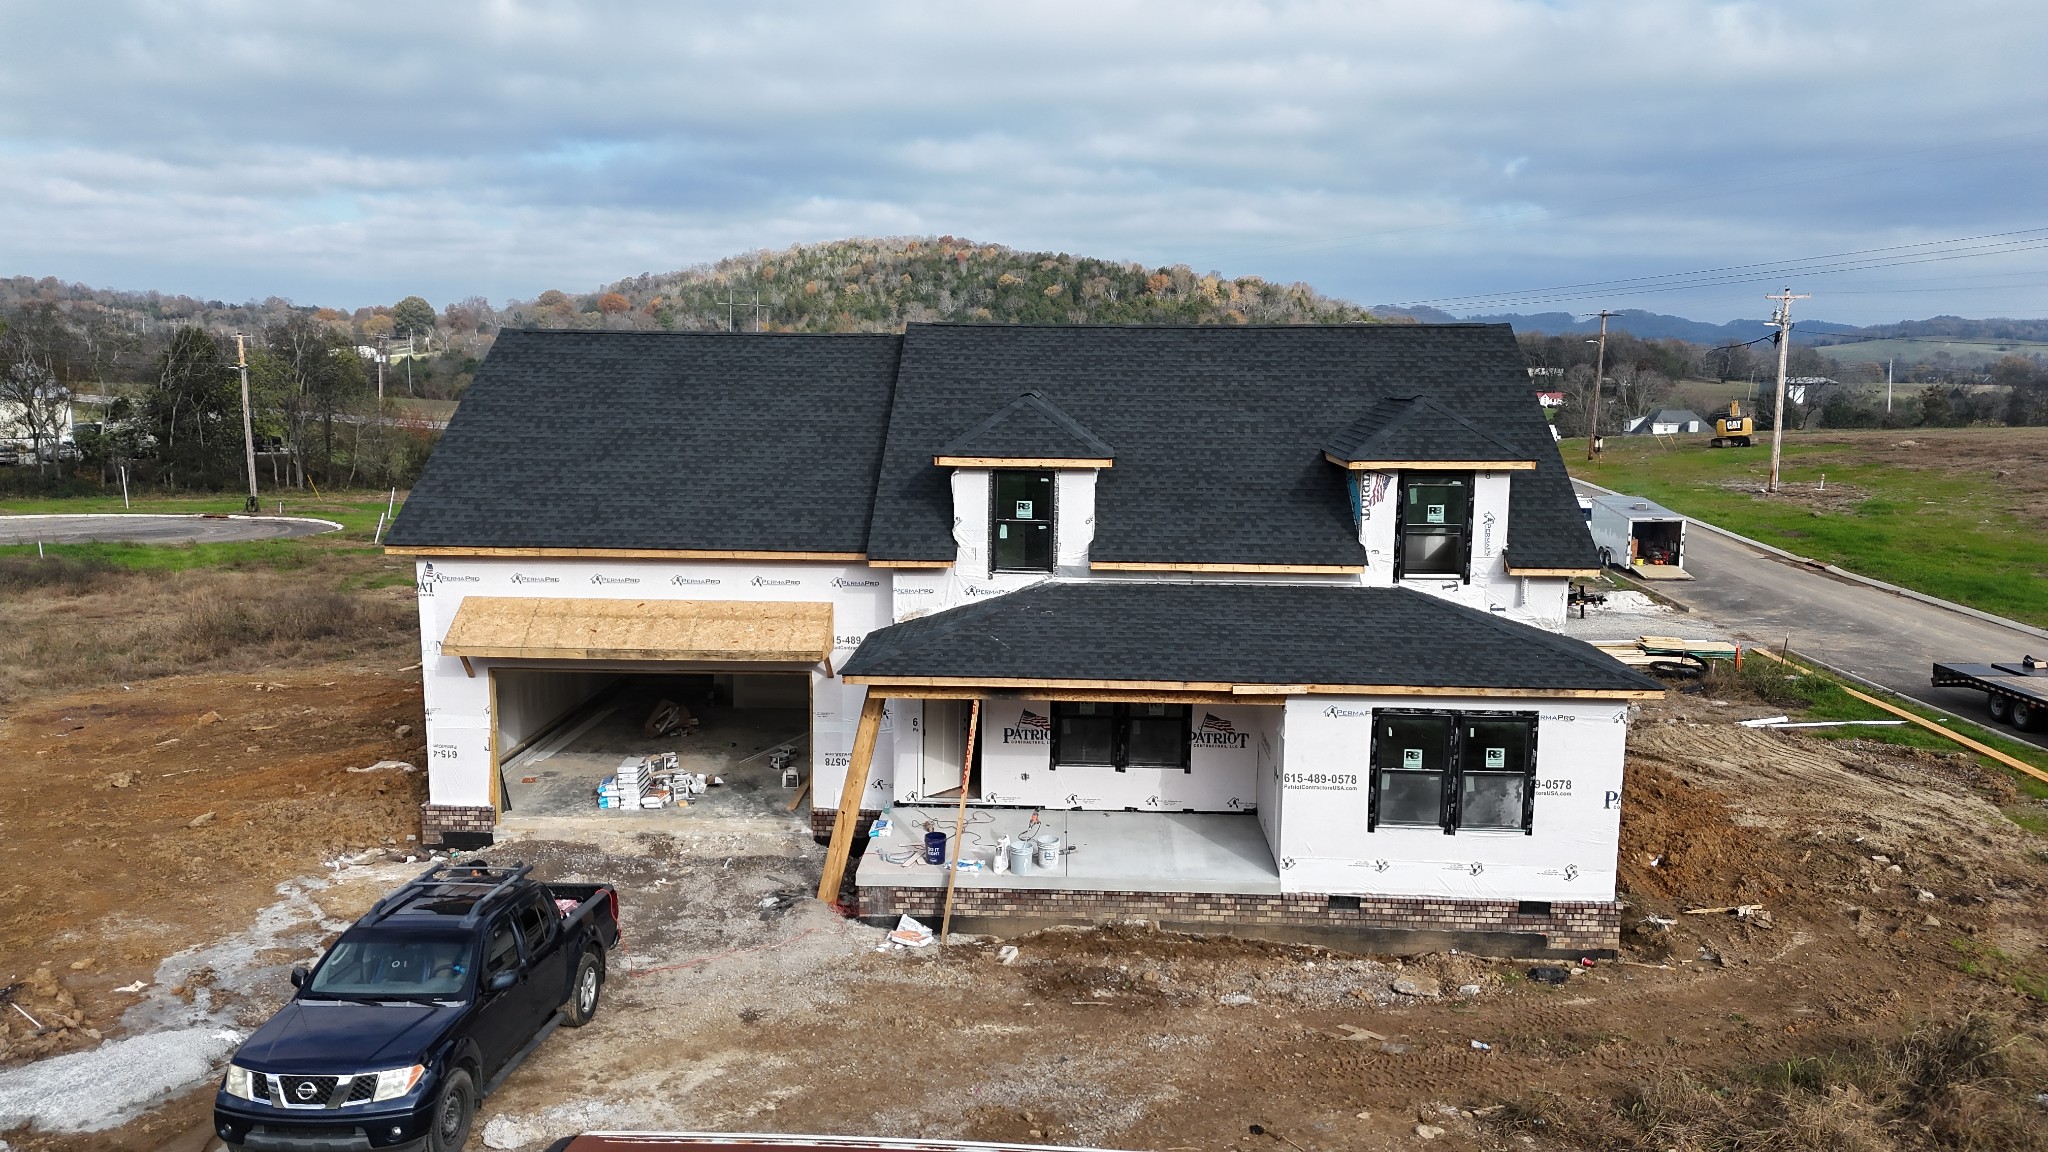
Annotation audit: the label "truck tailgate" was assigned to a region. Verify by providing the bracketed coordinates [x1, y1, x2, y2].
[546, 882, 621, 949]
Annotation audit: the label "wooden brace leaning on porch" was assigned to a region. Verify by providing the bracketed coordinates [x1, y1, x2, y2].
[817, 695, 888, 902]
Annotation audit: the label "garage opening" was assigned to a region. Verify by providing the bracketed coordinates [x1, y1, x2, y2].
[495, 668, 811, 823]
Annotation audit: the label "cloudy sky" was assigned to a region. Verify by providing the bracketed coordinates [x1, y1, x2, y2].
[4, 1, 2045, 324]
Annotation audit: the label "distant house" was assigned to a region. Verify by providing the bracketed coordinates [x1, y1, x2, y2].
[1534, 391, 1565, 408]
[1624, 408, 1705, 435]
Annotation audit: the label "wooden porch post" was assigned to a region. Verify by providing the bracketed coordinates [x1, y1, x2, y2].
[816, 693, 887, 903]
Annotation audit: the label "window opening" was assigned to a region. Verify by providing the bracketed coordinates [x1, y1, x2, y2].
[991, 470, 1055, 572]
[1051, 702, 1191, 772]
[1368, 710, 1537, 834]
[1395, 472, 1472, 580]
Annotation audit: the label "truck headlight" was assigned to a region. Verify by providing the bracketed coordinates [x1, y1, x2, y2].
[370, 1064, 426, 1102]
[224, 1064, 264, 1102]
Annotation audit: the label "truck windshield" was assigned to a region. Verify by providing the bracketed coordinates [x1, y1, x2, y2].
[307, 930, 472, 999]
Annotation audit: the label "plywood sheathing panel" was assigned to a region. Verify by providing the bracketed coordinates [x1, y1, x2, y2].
[441, 597, 833, 664]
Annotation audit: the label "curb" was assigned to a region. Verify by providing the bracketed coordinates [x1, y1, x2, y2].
[1571, 478, 2048, 644]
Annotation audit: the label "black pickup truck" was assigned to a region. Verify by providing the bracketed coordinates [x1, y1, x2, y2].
[214, 861, 620, 1152]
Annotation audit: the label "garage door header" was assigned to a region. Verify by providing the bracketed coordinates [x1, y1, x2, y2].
[441, 597, 833, 664]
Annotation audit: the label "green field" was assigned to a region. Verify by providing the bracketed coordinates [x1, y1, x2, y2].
[1566, 428, 2048, 628]
[0, 490, 406, 570]
[1810, 337, 2048, 369]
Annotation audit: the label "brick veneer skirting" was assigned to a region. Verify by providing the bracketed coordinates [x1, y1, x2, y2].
[809, 807, 883, 845]
[860, 885, 1620, 956]
[420, 803, 496, 849]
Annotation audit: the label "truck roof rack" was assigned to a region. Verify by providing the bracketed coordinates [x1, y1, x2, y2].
[362, 859, 533, 927]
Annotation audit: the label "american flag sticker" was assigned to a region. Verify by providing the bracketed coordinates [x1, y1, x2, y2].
[1018, 709, 1051, 730]
[1200, 713, 1236, 733]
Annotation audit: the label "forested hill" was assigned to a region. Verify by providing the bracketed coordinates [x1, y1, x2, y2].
[515, 237, 1377, 331]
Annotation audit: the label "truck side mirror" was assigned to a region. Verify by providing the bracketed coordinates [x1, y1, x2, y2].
[487, 971, 518, 993]
[290, 966, 310, 989]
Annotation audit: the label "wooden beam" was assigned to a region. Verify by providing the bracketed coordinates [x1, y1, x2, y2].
[1749, 648, 2048, 785]
[868, 559, 952, 569]
[940, 698, 981, 944]
[1324, 454, 1537, 471]
[932, 456, 1114, 469]
[1227, 683, 1664, 700]
[883, 686, 1246, 705]
[1090, 561, 1363, 575]
[843, 674, 1661, 701]
[458, 655, 475, 678]
[784, 774, 811, 812]
[843, 674, 1242, 693]
[383, 546, 867, 561]
[1504, 566, 1603, 577]
[816, 694, 888, 903]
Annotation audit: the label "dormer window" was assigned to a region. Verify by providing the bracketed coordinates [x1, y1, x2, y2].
[992, 470, 1054, 572]
[1396, 472, 1471, 579]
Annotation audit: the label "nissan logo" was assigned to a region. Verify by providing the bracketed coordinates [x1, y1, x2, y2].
[295, 1081, 319, 1101]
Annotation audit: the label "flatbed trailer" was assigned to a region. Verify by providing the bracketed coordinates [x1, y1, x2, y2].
[1932, 656, 2048, 730]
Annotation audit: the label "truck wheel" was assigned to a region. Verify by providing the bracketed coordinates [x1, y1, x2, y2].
[428, 1069, 474, 1152]
[2014, 698, 2041, 732]
[1987, 694, 2013, 724]
[564, 951, 603, 1027]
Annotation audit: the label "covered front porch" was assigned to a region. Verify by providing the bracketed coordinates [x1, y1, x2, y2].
[854, 806, 1280, 896]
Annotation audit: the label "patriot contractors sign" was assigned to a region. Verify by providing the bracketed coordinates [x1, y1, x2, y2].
[1002, 709, 1052, 745]
[1190, 712, 1250, 750]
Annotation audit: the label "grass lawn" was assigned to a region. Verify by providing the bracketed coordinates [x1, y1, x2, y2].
[1565, 427, 2048, 628]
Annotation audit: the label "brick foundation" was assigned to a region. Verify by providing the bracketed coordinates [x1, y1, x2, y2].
[420, 803, 496, 850]
[809, 807, 882, 845]
[859, 885, 1619, 956]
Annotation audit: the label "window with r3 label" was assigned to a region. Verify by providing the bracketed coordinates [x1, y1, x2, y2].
[991, 470, 1054, 572]
[1395, 472, 1471, 579]
[1369, 710, 1537, 833]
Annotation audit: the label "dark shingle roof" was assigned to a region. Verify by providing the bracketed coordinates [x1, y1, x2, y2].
[869, 323, 1598, 571]
[385, 330, 901, 552]
[937, 391, 1115, 461]
[1323, 395, 1531, 465]
[840, 581, 1662, 694]
[388, 323, 1598, 570]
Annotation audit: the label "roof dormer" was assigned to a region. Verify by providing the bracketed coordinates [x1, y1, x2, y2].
[934, 392, 1113, 580]
[933, 390, 1116, 469]
[1323, 395, 1536, 473]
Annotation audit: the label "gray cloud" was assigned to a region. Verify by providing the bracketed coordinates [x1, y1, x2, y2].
[3, 0, 2044, 323]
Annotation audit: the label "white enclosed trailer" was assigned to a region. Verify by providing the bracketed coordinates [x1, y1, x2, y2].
[1587, 494, 1689, 580]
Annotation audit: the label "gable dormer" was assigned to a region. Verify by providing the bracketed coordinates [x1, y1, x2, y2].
[1325, 396, 1535, 587]
[934, 391, 1113, 579]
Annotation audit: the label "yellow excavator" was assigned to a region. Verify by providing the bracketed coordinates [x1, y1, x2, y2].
[1708, 400, 1753, 448]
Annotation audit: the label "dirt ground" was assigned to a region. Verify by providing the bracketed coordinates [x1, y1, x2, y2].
[3, 565, 2047, 1151]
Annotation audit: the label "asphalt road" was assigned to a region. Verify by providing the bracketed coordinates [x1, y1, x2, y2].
[1575, 481, 2048, 753]
[0, 513, 340, 545]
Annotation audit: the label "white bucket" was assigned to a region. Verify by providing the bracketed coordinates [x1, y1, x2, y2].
[1007, 840, 1035, 875]
[1034, 835, 1062, 870]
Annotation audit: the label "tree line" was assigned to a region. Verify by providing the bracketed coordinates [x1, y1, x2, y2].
[1, 302, 438, 495]
[1519, 329, 2048, 436]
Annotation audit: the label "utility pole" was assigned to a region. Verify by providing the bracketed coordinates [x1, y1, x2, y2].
[1764, 288, 1811, 494]
[716, 290, 768, 332]
[235, 333, 259, 514]
[1585, 310, 1614, 461]
[375, 335, 386, 401]
[1886, 358, 1893, 415]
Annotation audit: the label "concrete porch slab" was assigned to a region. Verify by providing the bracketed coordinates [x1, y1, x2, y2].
[856, 806, 1280, 896]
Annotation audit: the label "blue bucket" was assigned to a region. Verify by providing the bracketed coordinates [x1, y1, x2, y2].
[923, 831, 947, 865]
